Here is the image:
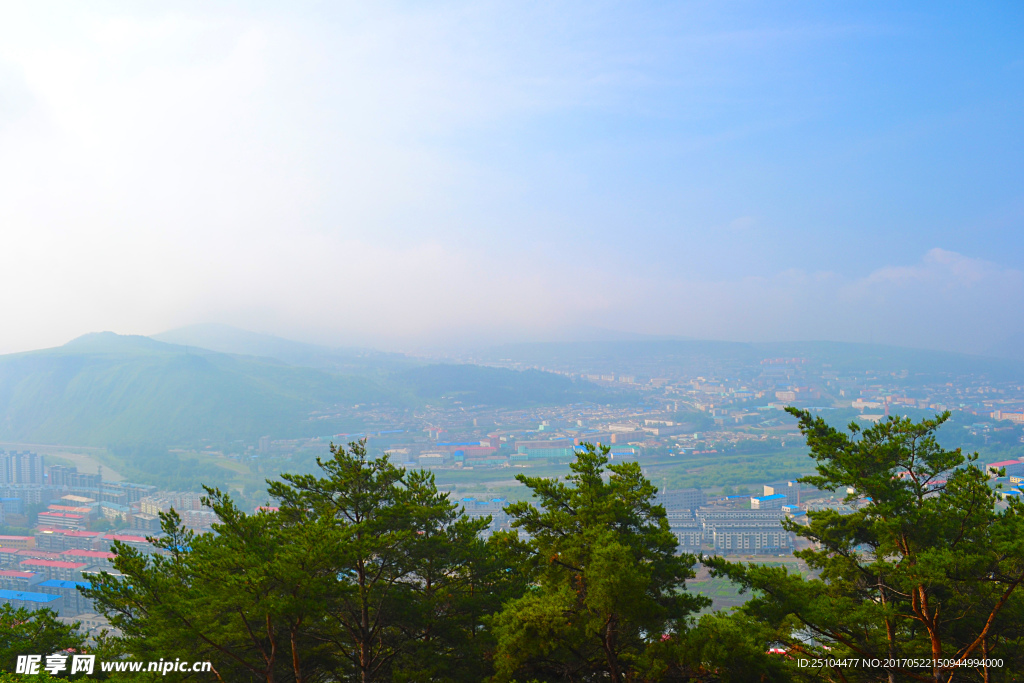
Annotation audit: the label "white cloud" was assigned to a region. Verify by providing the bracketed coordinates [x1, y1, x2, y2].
[853, 247, 1022, 291]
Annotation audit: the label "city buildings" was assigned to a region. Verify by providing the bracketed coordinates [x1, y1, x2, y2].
[0, 451, 44, 485]
[750, 493, 787, 510]
[3, 348, 1022, 619]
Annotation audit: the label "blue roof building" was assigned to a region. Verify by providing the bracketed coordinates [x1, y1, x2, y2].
[751, 493, 788, 510]
[37, 579, 92, 590]
[0, 588, 63, 613]
[0, 589, 60, 602]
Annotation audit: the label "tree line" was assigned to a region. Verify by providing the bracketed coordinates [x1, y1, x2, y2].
[3, 409, 1024, 681]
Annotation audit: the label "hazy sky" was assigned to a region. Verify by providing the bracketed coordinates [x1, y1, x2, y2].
[1, 2, 1022, 355]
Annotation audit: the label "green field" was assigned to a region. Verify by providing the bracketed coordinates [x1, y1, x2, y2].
[689, 576, 748, 611]
[427, 446, 815, 500]
[691, 557, 810, 612]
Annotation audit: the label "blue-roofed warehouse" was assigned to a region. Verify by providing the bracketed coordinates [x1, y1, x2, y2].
[0, 588, 63, 613]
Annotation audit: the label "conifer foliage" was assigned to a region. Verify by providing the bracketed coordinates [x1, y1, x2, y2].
[80, 413, 1024, 683]
[710, 409, 1024, 683]
[85, 441, 528, 682]
[490, 443, 707, 682]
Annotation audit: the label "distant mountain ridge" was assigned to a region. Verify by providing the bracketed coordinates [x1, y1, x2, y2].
[478, 339, 1024, 380]
[0, 332, 384, 446]
[5, 327, 1014, 450]
[152, 323, 411, 374]
[0, 331, 617, 448]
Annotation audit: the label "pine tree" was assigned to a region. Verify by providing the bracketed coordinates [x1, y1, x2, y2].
[85, 497, 338, 682]
[490, 442, 707, 682]
[0, 603, 86, 675]
[709, 410, 1024, 683]
[86, 440, 521, 682]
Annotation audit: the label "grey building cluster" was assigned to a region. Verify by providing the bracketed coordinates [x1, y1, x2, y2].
[697, 508, 793, 554]
[655, 489, 709, 552]
[0, 451, 45, 486]
[0, 458, 158, 530]
[47, 465, 101, 490]
[658, 490, 794, 555]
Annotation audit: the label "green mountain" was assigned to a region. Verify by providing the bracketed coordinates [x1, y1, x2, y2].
[0, 332, 618, 448]
[0, 333, 385, 447]
[152, 325, 621, 407]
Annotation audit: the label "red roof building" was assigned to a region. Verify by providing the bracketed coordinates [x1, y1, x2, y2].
[36, 512, 85, 530]
[16, 549, 62, 561]
[61, 549, 115, 561]
[0, 569, 40, 590]
[0, 570, 36, 578]
[18, 559, 88, 581]
[19, 559, 86, 569]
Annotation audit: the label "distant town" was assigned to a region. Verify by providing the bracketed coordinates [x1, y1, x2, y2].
[4, 353, 1024, 634]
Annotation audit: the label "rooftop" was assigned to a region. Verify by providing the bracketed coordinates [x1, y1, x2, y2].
[61, 550, 115, 559]
[37, 579, 92, 590]
[0, 589, 60, 603]
[19, 560, 88, 569]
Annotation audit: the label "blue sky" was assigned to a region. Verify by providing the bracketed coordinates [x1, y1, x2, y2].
[0, 2, 1021, 354]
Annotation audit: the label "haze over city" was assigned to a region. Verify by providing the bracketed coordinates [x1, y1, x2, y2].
[1, 2, 1022, 356]
[5, 5, 1024, 678]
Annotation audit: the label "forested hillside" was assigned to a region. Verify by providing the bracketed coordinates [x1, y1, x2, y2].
[0, 333, 616, 447]
[0, 333, 384, 446]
